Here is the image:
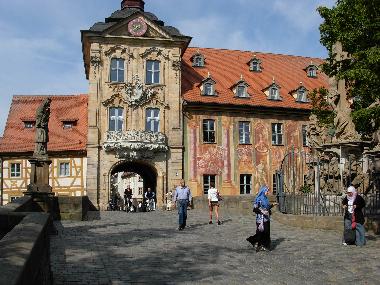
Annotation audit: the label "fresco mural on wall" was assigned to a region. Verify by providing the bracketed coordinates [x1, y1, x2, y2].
[271, 147, 285, 169]
[286, 122, 299, 151]
[197, 145, 225, 175]
[223, 127, 232, 181]
[254, 123, 269, 193]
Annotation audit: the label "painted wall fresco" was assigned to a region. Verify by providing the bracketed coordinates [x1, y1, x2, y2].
[186, 113, 308, 196]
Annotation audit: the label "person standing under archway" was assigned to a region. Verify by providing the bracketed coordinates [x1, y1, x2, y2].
[173, 179, 192, 230]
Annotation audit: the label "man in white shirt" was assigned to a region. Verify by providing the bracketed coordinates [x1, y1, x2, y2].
[208, 182, 221, 225]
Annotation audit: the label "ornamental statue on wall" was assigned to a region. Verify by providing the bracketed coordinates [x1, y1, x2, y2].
[125, 74, 156, 107]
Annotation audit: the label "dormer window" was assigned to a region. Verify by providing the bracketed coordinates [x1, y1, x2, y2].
[264, 79, 282, 101]
[232, 75, 250, 98]
[305, 63, 318, 78]
[204, 83, 214, 95]
[62, 119, 78, 129]
[192, 50, 205, 67]
[270, 87, 279, 99]
[296, 87, 308, 103]
[23, 121, 35, 129]
[248, 55, 262, 72]
[237, 86, 246, 97]
[201, 73, 217, 96]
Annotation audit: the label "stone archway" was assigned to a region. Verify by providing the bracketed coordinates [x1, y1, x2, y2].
[109, 160, 158, 207]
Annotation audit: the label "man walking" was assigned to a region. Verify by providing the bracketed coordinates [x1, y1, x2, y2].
[173, 179, 192, 230]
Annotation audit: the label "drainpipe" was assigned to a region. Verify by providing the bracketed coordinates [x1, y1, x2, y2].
[0, 157, 3, 206]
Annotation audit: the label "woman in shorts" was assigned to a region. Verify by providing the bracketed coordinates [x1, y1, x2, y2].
[208, 181, 221, 225]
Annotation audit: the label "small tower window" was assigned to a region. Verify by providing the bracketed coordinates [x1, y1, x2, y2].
[233, 75, 250, 98]
[110, 58, 125, 82]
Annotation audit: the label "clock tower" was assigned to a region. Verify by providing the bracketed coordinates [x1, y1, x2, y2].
[81, 0, 191, 209]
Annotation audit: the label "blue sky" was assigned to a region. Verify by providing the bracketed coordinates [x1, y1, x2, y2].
[0, 0, 335, 135]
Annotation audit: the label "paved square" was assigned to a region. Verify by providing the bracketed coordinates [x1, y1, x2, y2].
[50, 210, 380, 285]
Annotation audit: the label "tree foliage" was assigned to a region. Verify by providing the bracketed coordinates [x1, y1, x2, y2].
[317, 0, 380, 138]
[309, 87, 335, 127]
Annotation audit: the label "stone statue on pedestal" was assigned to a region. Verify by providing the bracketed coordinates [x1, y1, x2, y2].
[26, 98, 53, 194]
[34, 98, 51, 157]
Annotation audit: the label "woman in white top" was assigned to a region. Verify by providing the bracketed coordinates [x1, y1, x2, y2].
[208, 182, 221, 225]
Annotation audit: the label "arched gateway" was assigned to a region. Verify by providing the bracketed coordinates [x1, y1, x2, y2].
[109, 160, 158, 203]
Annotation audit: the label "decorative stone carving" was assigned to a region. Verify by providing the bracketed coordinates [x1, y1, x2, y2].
[103, 130, 168, 160]
[306, 114, 325, 148]
[102, 93, 128, 107]
[140, 47, 169, 60]
[125, 74, 159, 107]
[90, 54, 101, 69]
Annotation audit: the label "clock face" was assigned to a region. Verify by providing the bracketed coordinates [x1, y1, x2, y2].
[128, 17, 148, 37]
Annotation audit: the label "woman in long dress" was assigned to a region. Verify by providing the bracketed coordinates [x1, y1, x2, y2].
[246, 185, 276, 251]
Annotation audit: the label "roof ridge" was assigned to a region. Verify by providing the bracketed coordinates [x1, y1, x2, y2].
[187, 46, 324, 60]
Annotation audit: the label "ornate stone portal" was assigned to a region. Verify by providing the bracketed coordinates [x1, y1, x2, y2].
[103, 130, 168, 160]
[25, 98, 53, 195]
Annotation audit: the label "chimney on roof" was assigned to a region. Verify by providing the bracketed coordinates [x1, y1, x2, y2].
[121, 0, 145, 11]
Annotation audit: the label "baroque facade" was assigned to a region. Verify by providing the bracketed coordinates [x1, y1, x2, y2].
[0, 0, 329, 208]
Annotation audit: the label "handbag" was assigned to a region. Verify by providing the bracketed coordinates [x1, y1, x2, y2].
[351, 212, 356, 230]
[344, 228, 356, 245]
[217, 191, 223, 201]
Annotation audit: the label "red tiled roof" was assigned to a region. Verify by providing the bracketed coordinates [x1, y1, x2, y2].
[182, 47, 328, 110]
[0, 95, 88, 153]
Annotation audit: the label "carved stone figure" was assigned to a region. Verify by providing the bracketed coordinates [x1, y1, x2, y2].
[34, 98, 52, 157]
[306, 114, 325, 148]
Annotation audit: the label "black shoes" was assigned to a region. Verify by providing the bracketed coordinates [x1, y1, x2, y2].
[209, 221, 213, 224]
[217, 220, 221, 225]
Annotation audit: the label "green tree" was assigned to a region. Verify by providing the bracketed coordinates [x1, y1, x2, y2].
[318, 0, 380, 139]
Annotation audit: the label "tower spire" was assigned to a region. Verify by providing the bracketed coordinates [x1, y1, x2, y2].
[121, 0, 145, 11]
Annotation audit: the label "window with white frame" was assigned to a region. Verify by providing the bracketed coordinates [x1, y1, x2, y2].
[110, 58, 125, 82]
[237, 85, 248, 98]
[10, 163, 21, 178]
[109, 107, 124, 132]
[145, 108, 160, 133]
[272, 123, 283, 145]
[307, 67, 317, 78]
[193, 55, 204, 67]
[146, 60, 160, 84]
[269, 87, 279, 100]
[203, 174, 216, 194]
[203, 119, 215, 143]
[59, 162, 70, 177]
[302, 125, 308, 146]
[239, 121, 250, 144]
[203, 82, 214, 96]
[240, 174, 252, 194]
[297, 88, 308, 102]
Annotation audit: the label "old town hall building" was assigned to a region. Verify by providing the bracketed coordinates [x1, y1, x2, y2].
[0, 0, 328, 209]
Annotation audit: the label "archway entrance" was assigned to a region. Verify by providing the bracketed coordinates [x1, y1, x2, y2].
[109, 161, 157, 210]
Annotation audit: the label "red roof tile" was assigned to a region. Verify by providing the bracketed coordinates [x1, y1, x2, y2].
[0, 95, 88, 154]
[182, 47, 328, 110]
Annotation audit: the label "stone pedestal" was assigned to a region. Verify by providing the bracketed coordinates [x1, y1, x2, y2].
[24, 157, 55, 214]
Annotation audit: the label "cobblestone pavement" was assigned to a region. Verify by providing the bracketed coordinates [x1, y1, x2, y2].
[50, 209, 380, 285]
